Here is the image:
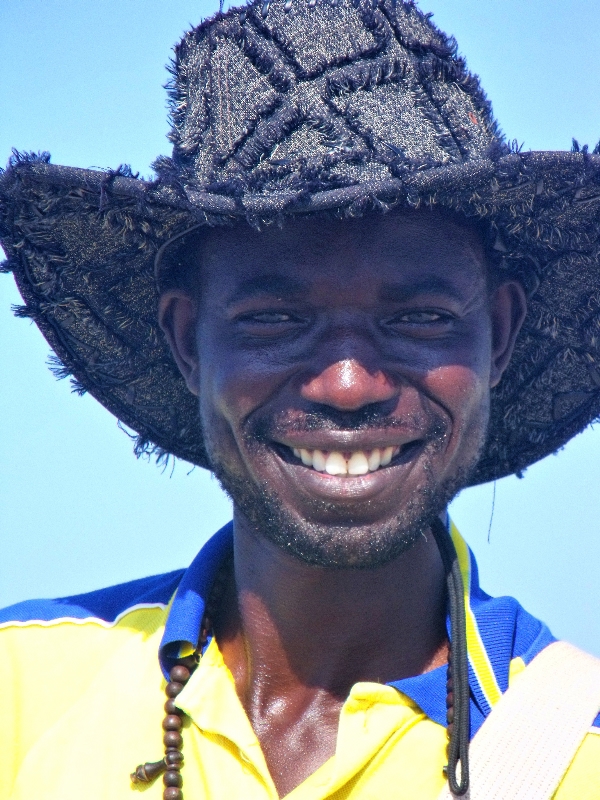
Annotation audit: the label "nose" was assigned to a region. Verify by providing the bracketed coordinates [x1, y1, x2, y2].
[301, 359, 398, 412]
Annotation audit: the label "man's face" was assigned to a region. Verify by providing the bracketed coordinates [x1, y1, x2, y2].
[162, 211, 523, 568]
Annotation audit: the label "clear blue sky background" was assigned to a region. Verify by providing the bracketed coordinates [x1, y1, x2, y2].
[1, 0, 599, 656]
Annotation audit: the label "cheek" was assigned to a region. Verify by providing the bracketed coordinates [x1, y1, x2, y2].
[210, 357, 288, 422]
[196, 325, 292, 446]
[425, 362, 490, 430]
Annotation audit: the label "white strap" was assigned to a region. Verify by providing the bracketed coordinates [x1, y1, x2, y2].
[437, 641, 600, 799]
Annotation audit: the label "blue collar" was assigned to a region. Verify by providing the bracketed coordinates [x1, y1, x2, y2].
[159, 521, 555, 738]
[160, 522, 233, 670]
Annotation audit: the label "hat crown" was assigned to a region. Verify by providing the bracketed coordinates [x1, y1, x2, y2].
[158, 0, 504, 203]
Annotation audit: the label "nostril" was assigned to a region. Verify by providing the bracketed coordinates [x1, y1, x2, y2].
[301, 360, 397, 411]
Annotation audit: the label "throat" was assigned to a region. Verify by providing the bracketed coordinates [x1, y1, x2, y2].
[212, 522, 449, 797]
[215, 525, 449, 706]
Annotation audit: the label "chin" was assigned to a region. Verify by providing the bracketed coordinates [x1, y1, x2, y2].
[209, 446, 477, 570]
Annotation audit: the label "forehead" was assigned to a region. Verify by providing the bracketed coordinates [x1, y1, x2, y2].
[198, 210, 488, 298]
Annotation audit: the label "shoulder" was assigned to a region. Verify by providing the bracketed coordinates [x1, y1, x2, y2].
[0, 570, 185, 736]
[0, 568, 184, 629]
[0, 572, 185, 796]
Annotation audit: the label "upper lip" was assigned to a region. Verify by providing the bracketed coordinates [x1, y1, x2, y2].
[272, 431, 423, 452]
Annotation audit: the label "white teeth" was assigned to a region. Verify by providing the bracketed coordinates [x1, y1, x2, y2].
[347, 451, 370, 475]
[380, 446, 395, 466]
[290, 445, 402, 475]
[299, 448, 313, 466]
[367, 449, 381, 471]
[325, 452, 347, 476]
[312, 449, 327, 472]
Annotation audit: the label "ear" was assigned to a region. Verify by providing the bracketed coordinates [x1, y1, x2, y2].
[489, 280, 528, 388]
[158, 290, 201, 396]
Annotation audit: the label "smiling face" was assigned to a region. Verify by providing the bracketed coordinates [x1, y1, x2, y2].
[160, 210, 525, 568]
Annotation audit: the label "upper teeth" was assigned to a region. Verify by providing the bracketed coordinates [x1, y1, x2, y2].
[291, 446, 400, 476]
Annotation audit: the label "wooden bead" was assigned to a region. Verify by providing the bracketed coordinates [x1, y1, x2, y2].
[166, 682, 184, 698]
[170, 665, 191, 684]
[446, 678, 453, 692]
[163, 788, 183, 800]
[165, 698, 179, 715]
[165, 750, 184, 768]
[163, 731, 183, 749]
[163, 715, 183, 731]
[447, 722, 454, 739]
[446, 707, 454, 724]
[164, 770, 183, 788]
[446, 691, 454, 708]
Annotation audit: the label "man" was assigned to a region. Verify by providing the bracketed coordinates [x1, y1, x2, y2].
[1, 2, 599, 799]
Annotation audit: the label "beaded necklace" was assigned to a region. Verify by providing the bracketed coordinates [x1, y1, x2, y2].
[131, 520, 470, 798]
[130, 552, 233, 800]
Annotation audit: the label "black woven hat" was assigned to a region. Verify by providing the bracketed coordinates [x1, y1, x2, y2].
[2, 0, 600, 486]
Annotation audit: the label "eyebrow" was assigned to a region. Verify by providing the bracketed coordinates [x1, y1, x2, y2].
[227, 274, 309, 304]
[379, 276, 467, 303]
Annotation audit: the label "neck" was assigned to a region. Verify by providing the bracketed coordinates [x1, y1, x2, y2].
[216, 512, 449, 702]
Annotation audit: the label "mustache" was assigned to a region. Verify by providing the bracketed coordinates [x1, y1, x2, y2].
[249, 405, 449, 443]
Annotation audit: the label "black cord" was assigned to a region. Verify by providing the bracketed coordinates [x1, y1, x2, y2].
[431, 518, 470, 796]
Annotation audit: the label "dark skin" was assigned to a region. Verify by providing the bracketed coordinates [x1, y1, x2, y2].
[159, 210, 526, 797]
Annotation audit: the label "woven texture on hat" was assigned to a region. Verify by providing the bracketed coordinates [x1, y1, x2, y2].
[153, 0, 502, 218]
[0, 159, 212, 468]
[1, 0, 600, 484]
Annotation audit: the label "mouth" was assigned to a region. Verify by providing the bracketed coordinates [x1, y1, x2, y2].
[273, 442, 423, 477]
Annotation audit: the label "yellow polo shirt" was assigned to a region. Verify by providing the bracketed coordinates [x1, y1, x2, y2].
[1, 522, 599, 798]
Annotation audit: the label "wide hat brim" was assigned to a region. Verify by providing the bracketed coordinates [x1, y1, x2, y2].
[2, 150, 600, 485]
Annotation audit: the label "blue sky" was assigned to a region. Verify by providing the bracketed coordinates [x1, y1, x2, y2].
[1, 0, 599, 656]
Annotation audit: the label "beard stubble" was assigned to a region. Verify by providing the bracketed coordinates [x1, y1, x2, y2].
[203, 405, 485, 569]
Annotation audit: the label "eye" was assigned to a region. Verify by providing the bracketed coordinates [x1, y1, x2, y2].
[396, 311, 450, 324]
[233, 309, 309, 338]
[382, 309, 455, 334]
[239, 311, 296, 324]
